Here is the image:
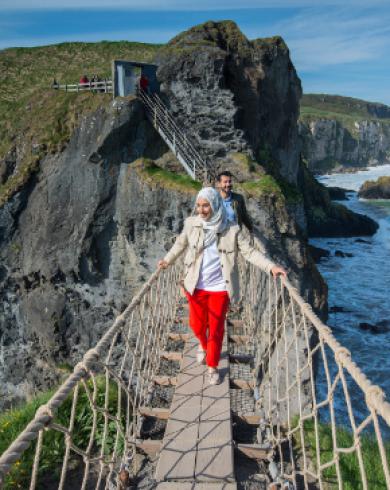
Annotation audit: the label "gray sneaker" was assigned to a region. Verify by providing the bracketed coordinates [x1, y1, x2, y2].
[208, 368, 220, 385]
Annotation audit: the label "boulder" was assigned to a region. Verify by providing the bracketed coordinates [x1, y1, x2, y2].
[358, 176, 390, 199]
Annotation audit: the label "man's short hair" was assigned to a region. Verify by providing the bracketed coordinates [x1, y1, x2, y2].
[216, 171, 233, 181]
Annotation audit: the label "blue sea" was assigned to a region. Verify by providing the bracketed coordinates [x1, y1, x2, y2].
[311, 164, 390, 435]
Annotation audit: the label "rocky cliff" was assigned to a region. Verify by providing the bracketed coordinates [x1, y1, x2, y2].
[0, 92, 327, 408]
[155, 22, 378, 237]
[299, 94, 390, 173]
[0, 21, 377, 409]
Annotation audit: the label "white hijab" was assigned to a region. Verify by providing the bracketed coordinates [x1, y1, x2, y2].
[197, 187, 228, 247]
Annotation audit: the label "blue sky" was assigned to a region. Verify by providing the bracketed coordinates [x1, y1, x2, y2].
[1, 0, 390, 105]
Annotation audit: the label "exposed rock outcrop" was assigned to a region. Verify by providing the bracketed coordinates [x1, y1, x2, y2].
[156, 21, 302, 185]
[358, 176, 390, 199]
[299, 164, 378, 237]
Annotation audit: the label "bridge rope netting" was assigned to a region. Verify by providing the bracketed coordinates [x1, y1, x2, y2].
[0, 259, 389, 488]
[239, 260, 390, 488]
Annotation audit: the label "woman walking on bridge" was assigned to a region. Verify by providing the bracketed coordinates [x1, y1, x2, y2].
[158, 187, 286, 385]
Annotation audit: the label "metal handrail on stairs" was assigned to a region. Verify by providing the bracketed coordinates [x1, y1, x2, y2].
[138, 89, 214, 183]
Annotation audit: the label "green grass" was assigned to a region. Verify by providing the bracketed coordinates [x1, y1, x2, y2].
[0, 377, 124, 489]
[0, 40, 162, 205]
[294, 419, 390, 489]
[239, 175, 282, 198]
[301, 94, 390, 121]
[300, 95, 390, 134]
[238, 174, 302, 204]
[135, 158, 202, 193]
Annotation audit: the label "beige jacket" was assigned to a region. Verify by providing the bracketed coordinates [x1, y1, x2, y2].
[163, 216, 275, 303]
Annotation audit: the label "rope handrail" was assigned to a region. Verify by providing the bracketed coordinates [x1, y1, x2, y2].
[282, 276, 390, 426]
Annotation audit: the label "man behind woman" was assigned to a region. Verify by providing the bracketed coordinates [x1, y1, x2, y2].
[158, 186, 286, 385]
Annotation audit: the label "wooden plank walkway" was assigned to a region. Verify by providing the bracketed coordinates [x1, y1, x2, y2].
[155, 333, 236, 488]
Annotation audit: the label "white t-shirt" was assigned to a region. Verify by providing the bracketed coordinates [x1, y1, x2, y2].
[196, 239, 227, 292]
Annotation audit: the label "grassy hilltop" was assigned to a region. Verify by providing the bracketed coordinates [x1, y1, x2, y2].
[0, 41, 161, 204]
[300, 93, 390, 130]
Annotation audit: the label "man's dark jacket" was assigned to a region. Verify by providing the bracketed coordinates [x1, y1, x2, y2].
[230, 192, 253, 232]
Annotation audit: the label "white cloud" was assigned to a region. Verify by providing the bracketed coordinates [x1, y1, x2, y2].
[247, 7, 390, 71]
[0, 0, 388, 10]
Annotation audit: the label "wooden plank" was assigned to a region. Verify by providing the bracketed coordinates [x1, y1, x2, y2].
[157, 483, 237, 489]
[160, 351, 183, 361]
[154, 376, 178, 386]
[155, 341, 203, 481]
[226, 319, 243, 328]
[168, 332, 191, 341]
[228, 335, 250, 345]
[139, 407, 170, 420]
[230, 378, 254, 390]
[235, 413, 261, 425]
[136, 439, 162, 456]
[236, 443, 273, 460]
[195, 335, 235, 483]
[229, 353, 254, 364]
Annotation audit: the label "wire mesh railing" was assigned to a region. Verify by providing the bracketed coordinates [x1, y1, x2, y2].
[240, 261, 390, 489]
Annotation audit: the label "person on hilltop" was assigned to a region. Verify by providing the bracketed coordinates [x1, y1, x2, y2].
[139, 73, 149, 93]
[79, 74, 89, 89]
[158, 187, 286, 386]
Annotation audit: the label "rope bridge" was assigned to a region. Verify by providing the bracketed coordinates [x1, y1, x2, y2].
[0, 261, 389, 489]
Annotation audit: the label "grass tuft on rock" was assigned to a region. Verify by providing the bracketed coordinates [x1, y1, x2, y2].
[134, 158, 202, 193]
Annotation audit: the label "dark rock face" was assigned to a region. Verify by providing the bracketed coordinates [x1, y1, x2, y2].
[308, 245, 330, 263]
[358, 176, 390, 199]
[156, 21, 302, 185]
[327, 186, 350, 200]
[0, 97, 194, 407]
[299, 165, 378, 237]
[334, 250, 353, 257]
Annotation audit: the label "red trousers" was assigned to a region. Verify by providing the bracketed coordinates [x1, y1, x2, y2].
[186, 289, 230, 368]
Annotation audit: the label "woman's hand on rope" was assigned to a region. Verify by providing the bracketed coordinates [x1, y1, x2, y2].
[158, 260, 169, 269]
[271, 265, 287, 278]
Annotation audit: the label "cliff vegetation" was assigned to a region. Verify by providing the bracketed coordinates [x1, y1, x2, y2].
[0, 41, 161, 205]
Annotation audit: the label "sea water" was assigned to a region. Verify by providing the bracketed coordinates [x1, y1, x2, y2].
[311, 164, 390, 436]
